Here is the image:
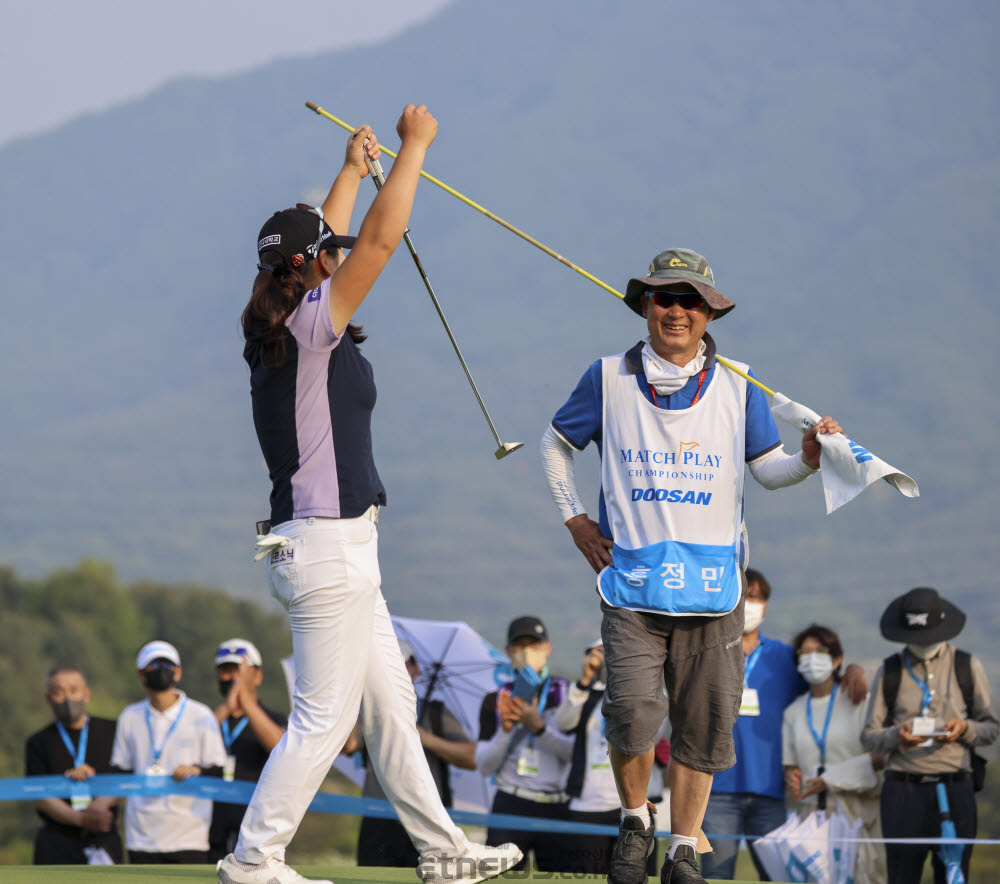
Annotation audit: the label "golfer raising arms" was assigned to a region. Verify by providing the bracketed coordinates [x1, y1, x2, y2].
[219, 105, 521, 884]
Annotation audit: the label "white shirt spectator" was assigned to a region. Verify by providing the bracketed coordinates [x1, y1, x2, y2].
[111, 691, 227, 853]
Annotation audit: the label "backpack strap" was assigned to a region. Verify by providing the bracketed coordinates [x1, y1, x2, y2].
[880, 653, 903, 727]
[954, 649, 975, 717]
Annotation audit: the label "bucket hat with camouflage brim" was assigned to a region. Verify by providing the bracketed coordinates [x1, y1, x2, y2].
[624, 248, 735, 319]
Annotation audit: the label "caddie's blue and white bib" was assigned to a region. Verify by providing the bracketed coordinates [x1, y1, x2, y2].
[598, 352, 748, 616]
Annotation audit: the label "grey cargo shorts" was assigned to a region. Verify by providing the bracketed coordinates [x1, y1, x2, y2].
[600, 593, 745, 773]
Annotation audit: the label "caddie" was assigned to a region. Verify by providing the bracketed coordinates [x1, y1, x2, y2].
[541, 248, 843, 884]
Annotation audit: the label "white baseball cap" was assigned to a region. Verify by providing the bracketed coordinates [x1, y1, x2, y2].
[136, 640, 181, 670]
[585, 637, 604, 653]
[214, 638, 263, 667]
[397, 637, 417, 662]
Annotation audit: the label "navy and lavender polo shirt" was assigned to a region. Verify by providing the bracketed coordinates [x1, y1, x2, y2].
[244, 276, 386, 524]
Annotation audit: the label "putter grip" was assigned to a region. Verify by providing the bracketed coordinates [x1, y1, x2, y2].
[363, 142, 387, 188]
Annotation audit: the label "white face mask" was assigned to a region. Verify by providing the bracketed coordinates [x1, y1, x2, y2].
[797, 652, 835, 685]
[509, 644, 549, 674]
[907, 642, 944, 660]
[743, 601, 766, 634]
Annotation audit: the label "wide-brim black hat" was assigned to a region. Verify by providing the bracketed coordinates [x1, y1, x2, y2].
[879, 587, 966, 644]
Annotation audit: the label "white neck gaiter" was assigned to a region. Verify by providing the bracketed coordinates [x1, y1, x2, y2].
[642, 338, 707, 395]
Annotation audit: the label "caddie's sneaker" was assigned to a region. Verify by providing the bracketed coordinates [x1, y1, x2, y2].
[418, 841, 523, 883]
[660, 844, 706, 884]
[217, 853, 333, 884]
[608, 815, 655, 884]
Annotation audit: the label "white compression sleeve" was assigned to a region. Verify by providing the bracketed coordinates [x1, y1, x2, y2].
[747, 445, 817, 489]
[540, 424, 584, 523]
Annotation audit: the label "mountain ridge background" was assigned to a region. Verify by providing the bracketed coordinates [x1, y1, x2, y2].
[1, 0, 997, 667]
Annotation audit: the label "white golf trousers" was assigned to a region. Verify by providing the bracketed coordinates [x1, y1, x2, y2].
[235, 515, 468, 864]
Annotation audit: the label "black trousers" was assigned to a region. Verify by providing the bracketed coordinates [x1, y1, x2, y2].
[486, 790, 570, 872]
[881, 775, 976, 884]
[356, 815, 419, 868]
[33, 826, 124, 865]
[127, 848, 208, 864]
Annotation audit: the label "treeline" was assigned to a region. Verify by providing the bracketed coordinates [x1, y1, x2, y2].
[0, 560, 358, 864]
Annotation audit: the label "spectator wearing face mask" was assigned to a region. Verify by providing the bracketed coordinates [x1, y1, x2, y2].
[701, 571, 870, 881]
[25, 665, 122, 865]
[209, 639, 287, 863]
[110, 641, 227, 864]
[475, 616, 573, 874]
[862, 588, 999, 884]
[783, 625, 885, 884]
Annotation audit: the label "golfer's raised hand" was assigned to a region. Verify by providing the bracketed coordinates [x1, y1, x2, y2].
[801, 415, 843, 470]
[396, 104, 437, 149]
[566, 514, 613, 573]
[345, 124, 380, 178]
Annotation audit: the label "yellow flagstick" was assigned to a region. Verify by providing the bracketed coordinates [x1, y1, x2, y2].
[305, 102, 621, 299]
[304, 101, 776, 397]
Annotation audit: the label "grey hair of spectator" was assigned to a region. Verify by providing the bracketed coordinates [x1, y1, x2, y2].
[44, 665, 87, 691]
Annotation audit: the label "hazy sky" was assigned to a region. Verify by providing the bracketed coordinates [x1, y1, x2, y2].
[0, 0, 454, 147]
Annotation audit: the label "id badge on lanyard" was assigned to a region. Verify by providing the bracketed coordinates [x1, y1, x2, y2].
[739, 645, 763, 716]
[517, 747, 540, 778]
[145, 697, 188, 778]
[591, 716, 610, 771]
[56, 720, 92, 809]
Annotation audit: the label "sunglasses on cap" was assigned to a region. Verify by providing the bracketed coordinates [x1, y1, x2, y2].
[215, 645, 252, 662]
[646, 291, 707, 311]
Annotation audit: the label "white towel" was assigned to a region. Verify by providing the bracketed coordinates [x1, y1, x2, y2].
[769, 393, 919, 514]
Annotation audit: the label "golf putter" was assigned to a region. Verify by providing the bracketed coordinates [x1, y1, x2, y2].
[362, 140, 523, 460]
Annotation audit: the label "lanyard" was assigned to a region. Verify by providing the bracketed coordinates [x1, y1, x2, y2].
[744, 643, 763, 687]
[145, 697, 188, 767]
[904, 653, 935, 715]
[805, 683, 839, 766]
[55, 719, 89, 768]
[221, 716, 249, 753]
[648, 368, 708, 408]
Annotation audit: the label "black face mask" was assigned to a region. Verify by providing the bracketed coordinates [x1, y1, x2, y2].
[218, 679, 235, 698]
[143, 667, 176, 692]
[52, 698, 87, 726]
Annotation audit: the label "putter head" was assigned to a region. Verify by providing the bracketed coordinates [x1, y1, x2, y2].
[494, 441, 524, 460]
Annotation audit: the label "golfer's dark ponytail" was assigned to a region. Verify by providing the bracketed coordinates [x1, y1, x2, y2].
[243, 256, 366, 369]
[242, 255, 305, 369]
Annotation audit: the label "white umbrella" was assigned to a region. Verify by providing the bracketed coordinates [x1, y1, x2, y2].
[390, 615, 512, 812]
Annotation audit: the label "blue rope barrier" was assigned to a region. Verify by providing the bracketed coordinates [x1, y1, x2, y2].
[4, 775, 998, 845]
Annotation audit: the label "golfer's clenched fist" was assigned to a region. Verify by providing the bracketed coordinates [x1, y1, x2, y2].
[397, 103, 437, 149]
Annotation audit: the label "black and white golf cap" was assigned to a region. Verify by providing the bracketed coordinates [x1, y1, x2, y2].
[507, 616, 549, 644]
[256, 204, 356, 270]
